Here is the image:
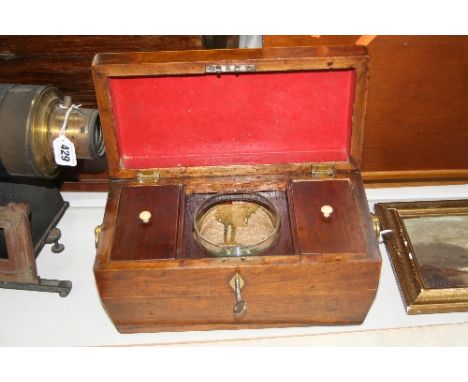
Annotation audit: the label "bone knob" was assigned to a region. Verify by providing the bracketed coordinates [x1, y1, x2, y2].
[321, 205, 333, 219]
[139, 210, 152, 224]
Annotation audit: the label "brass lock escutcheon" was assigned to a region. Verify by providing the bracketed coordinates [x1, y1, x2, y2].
[229, 272, 246, 316]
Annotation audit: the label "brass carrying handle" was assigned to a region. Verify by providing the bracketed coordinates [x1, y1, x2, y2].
[94, 224, 103, 248]
[229, 272, 247, 316]
[370, 213, 382, 241]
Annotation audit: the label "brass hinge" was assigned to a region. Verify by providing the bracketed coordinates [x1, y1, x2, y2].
[311, 163, 335, 178]
[136, 170, 160, 184]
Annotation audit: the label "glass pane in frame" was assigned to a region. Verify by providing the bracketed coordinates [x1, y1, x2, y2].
[375, 199, 468, 314]
[403, 215, 468, 289]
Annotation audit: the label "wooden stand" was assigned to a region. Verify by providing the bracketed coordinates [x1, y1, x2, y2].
[0, 203, 71, 297]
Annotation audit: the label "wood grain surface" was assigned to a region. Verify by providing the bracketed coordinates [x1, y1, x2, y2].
[94, 172, 381, 332]
[264, 35, 468, 180]
[110, 185, 182, 261]
[289, 180, 366, 254]
[96, 259, 380, 332]
[91, 45, 381, 332]
[0, 203, 38, 283]
[0, 36, 202, 108]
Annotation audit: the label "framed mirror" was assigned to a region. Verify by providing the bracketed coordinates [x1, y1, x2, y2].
[375, 200, 468, 314]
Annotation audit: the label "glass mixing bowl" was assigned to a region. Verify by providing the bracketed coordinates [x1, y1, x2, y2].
[193, 193, 281, 257]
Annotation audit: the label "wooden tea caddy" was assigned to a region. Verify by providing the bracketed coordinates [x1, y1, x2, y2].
[92, 46, 381, 333]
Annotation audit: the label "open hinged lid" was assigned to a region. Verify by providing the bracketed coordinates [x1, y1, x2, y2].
[92, 46, 369, 179]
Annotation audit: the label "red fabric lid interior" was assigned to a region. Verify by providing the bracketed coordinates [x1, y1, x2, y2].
[109, 70, 355, 169]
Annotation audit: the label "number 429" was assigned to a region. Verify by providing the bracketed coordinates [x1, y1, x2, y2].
[60, 144, 70, 162]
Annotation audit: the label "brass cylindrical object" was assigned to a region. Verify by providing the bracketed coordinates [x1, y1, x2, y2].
[48, 103, 105, 161]
[0, 84, 104, 179]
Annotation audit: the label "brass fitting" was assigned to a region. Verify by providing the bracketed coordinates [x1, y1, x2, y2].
[0, 84, 105, 178]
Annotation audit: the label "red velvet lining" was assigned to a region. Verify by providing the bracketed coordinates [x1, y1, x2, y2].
[109, 70, 355, 169]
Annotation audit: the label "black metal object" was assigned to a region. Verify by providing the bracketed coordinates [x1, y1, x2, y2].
[0, 180, 72, 297]
[0, 179, 68, 259]
[45, 228, 65, 253]
[0, 82, 94, 297]
[0, 198, 72, 297]
[0, 279, 72, 297]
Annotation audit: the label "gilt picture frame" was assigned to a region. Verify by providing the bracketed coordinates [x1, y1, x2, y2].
[375, 200, 468, 314]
